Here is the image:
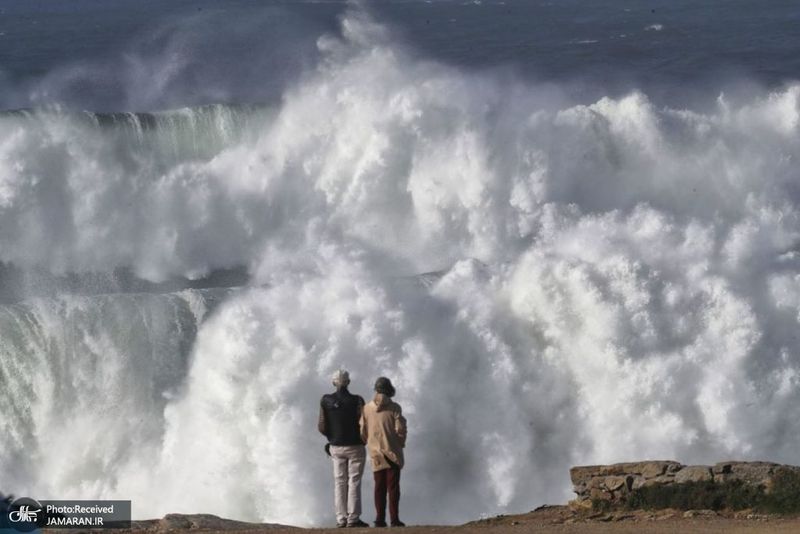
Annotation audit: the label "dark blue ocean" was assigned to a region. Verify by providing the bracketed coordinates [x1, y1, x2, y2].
[1, 0, 799, 111]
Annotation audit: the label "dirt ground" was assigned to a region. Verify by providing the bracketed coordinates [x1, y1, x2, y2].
[54, 506, 800, 534]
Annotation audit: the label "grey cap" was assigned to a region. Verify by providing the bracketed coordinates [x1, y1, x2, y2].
[332, 369, 350, 388]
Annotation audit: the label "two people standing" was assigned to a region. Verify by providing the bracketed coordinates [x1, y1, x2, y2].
[318, 370, 407, 528]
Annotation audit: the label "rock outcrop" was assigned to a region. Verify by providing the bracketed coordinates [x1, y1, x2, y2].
[128, 514, 290, 532]
[570, 461, 800, 508]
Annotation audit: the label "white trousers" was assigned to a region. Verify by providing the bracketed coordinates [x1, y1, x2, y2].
[330, 445, 366, 525]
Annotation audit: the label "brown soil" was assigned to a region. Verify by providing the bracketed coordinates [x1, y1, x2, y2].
[48, 507, 800, 534]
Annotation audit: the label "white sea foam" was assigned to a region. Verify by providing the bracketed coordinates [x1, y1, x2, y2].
[1, 9, 800, 527]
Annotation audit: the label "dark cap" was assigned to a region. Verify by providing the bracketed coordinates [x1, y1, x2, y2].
[374, 376, 396, 397]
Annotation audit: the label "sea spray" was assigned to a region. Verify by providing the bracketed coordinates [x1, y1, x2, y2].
[0, 9, 799, 527]
[0, 290, 230, 496]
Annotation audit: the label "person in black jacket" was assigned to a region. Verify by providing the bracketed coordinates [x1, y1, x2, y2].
[318, 369, 368, 528]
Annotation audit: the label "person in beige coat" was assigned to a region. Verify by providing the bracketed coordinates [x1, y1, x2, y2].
[360, 377, 407, 527]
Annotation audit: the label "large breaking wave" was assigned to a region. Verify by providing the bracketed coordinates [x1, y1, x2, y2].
[2, 10, 800, 526]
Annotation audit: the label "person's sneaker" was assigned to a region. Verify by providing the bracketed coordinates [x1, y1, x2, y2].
[347, 520, 369, 528]
[373, 521, 387, 528]
[390, 521, 405, 527]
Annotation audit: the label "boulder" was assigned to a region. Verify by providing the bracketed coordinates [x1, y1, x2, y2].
[156, 514, 286, 531]
[714, 462, 779, 487]
[682, 509, 718, 518]
[568, 498, 593, 512]
[642, 474, 677, 488]
[590, 487, 612, 501]
[675, 466, 713, 484]
[604, 476, 627, 491]
[641, 461, 683, 479]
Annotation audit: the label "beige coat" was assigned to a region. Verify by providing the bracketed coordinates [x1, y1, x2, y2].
[360, 393, 407, 471]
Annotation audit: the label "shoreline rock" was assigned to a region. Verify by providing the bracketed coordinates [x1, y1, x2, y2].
[125, 514, 292, 532]
[569, 460, 800, 508]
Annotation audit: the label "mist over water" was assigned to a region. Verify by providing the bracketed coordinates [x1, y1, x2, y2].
[1, 3, 800, 526]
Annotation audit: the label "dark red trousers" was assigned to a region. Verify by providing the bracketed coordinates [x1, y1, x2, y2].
[373, 466, 401, 523]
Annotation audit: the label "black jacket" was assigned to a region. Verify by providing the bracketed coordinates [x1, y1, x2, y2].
[318, 388, 365, 446]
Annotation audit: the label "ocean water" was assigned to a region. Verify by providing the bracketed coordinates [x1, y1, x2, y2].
[1, 0, 800, 526]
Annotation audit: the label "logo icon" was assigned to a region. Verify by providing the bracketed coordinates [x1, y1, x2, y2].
[9, 505, 40, 523]
[6, 498, 43, 532]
